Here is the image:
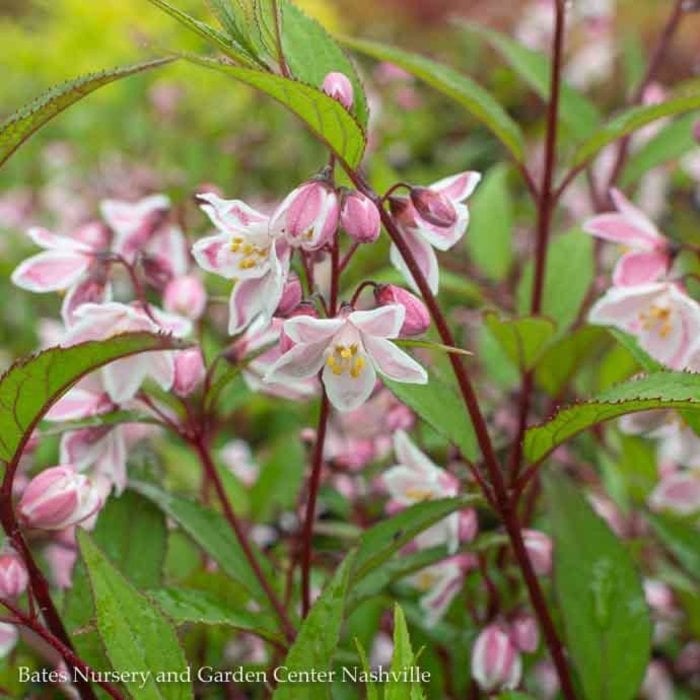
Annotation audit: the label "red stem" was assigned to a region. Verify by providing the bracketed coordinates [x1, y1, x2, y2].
[190, 436, 296, 643]
[0, 598, 123, 699]
[300, 392, 331, 617]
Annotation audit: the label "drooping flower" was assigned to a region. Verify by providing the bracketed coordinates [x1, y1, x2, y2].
[583, 189, 671, 286]
[588, 282, 700, 368]
[389, 172, 481, 293]
[61, 301, 192, 403]
[0, 547, 29, 599]
[193, 192, 289, 334]
[471, 624, 523, 693]
[265, 306, 427, 412]
[408, 556, 472, 626]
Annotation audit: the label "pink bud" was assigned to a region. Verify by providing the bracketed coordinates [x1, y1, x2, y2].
[273, 180, 340, 250]
[18, 466, 104, 531]
[163, 274, 207, 320]
[509, 612, 539, 653]
[471, 624, 522, 692]
[532, 660, 560, 700]
[141, 254, 173, 290]
[0, 548, 28, 598]
[375, 285, 430, 336]
[458, 508, 479, 543]
[321, 71, 354, 110]
[410, 187, 458, 228]
[523, 529, 553, 576]
[676, 642, 700, 675]
[0, 623, 17, 658]
[173, 348, 206, 397]
[641, 661, 674, 700]
[276, 274, 303, 317]
[340, 191, 381, 243]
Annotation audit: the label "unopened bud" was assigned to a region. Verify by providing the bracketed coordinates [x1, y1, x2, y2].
[141, 254, 173, 290]
[276, 274, 303, 317]
[410, 187, 458, 228]
[523, 529, 553, 576]
[321, 71, 354, 110]
[173, 348, 206, 397]
[0, 623, 17, 658]
[375, 285, 430, 336]
[0, 547, 28, 599]
[509, 612, 539, 653]
[341, 191, 381, 243]
[471, 624, 522, 692]
[163, 274, 207, 319]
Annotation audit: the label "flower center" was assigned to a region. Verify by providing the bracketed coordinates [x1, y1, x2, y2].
[404, 487, 435, 501]
[230, 236, 270, 271]
[639, 304, 672, 337]
[326, 343, 365, 378]
[415, 569, 439, 591]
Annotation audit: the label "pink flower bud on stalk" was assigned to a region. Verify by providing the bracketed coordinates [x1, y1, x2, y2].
[276, 274, 303, 317]
[471, 624, 522, 692]
[18, 466, 103, 531]
[0, 548, 28, 598]
[173, 348, 206, 397]
[163, 274, 207, 320]
[522, 529, 553, 576]
[340, 191, 381, 243]
[509, 612, 539, 653]
[321, 72, 354, 110]
[410, 187, 458, 228]
[375, 285, 430, 336]
[271, 177, 340, 251]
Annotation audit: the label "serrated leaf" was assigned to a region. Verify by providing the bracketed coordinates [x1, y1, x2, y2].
[148, 587, 283, 643]
[354, 639, 378, 700]
[186, 55, 366, 167]
[0, 333, 186, 465]
[525, 371, 700, 463]
[383, 374, 477, 461]
[466, 164, 514, 281]
[130, 481, 280, 617]
[0, 59, 174, 170]
[648, 513, 700, 580]
[78, 531, 192, 700]
[272, 554, 354, 700]
[571, 91, 700, 170]
[386, 604, 425, 700]
[146, 0, 261, 66]
[462, 24, 601, 140]
[282, 1, 368, 129]
[343, 37, 524, 161]
[545, 474, 651, 700]
[353, 496, 477, 582]
[483, 312, 556, 371]
[516, 229, 594, 335]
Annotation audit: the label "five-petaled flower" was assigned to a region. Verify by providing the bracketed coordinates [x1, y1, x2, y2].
[265, 305, 427, 411]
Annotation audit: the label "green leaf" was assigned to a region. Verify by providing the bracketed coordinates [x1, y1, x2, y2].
[78, 531, 192, 700]
[0, 59, 174, 170]
[622, 113, 698, 186]
[205, 0, 266, 61]
[343, 37, 524, 161]
[0, 333, 187, 465]
[353, 496, 477, 582]
[272, 553, 355, 699]
[148, 587, 283, 643]
[571, 91, 700, 170]
[648, 513, 700, 580]
[386, 604, 426, 700]
[186, 55, 366, 167]
[483, 312, 556, 371]
[146, 0, 260, 66]
[545, 473, 651, 700]
[525, 371, 700, 463]
[516, 229, 594, 335]
[282, 1, 369, 129]
[353, 639, 379, 700]
[383, 374, 477, 461]
[466, 164, 514, 281]
[130, 481, 279, 615]
[463, 24, 600, 140]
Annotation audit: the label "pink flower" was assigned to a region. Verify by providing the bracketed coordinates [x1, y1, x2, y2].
[588, 282, 700, 368]
[173, 347, 206, 397]
[321, 71, 354, 110]
[408, 556, 469, 626]
[383, 430, 460, 552]
[389, 172, 480, 293]
[163, 274, 207, 320]
[471, 624, 523, 692]
[640, 661, 674, 700]
[0, 547, 28, 599]
[649, 471, 700, 515]
[61, 301, 191, 403]
[583, 189, 670, 286]
[522, 529, 553, 576]
[375, 284, 430, 336]
[11, 224, 111, 324]
[265, 306, 427, 412]
[340, 190, 381, 243]
[193, 193, 289, 334]
[270, 179, 339, 251]
[18, 466, 104, 530]
[0, 623, 18, 658]
[220, 440, 259, 487]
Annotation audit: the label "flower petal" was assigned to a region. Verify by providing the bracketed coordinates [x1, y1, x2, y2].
[322, 357, 376, 412]
[364, 336, 427, 384]
[412, 204, 469, 251]
[587, 283, 666, 327]
[197, 193, 270, 236]
[46, 388, 112, 422]
[61, 278, 111, 326]
[430, 171, 481, 202]
[390, 229, 440, 294]
[28, 227, 92, 252]
[283, 316, 343, 344]
[264, 340, 328, 383]
[393, 429, 440, 478]
[613, 250, 669, 286]
[102, 356, 150, 403]
[349, 305, 405, 339]
[12, 251, 90, 292]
